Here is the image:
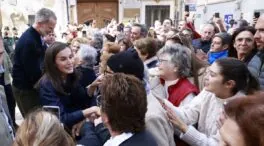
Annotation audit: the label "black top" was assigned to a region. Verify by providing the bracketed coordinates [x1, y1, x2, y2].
[12, 27, 47, 89]
[120, 130, 158, 146]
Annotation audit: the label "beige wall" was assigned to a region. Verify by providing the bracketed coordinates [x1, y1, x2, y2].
[0, 0, 68, 36]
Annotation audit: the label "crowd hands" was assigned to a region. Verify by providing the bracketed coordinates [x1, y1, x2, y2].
[0, 7, 263, 146]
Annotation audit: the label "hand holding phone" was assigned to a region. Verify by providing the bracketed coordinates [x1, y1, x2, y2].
[43, 106, 60, 120]
[215, 12, 220, 18]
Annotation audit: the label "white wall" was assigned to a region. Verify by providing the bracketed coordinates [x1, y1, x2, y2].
[119, 0, 175, 24]
[194, 1, 235, 31]
[240, 0, 264, 24]
[194, 0, 264, 32]
[119, 0, 142, 23]
[0, 0, 68, 35]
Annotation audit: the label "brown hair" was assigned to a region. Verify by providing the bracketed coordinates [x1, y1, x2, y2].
[224, 93, 264, 146]
[100, 73, 147, 133]
[13, 109, 75, 146]
[70, 37, 88, 46]
[39, 42, 79, 95]
[103, 42, 120, 54]
[117, 37, 133, 51]
[134, 38, 158, 59]
[99, 42, 121, 74]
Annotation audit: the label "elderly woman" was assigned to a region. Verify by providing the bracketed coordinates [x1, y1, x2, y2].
[156, 44, 199, 107]
[228, 26, 257, 64]
[75, 44, 97, 104]
[87, 31, 103, 65]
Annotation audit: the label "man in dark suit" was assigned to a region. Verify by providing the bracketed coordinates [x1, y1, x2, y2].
[12, 8, 57, 117]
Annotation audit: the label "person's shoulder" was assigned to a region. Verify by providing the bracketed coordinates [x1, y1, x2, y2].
[192, 38, 202, 46]
[39, 76, 53, 88]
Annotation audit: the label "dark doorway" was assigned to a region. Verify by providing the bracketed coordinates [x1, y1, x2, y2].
[145, 5, 170, 28]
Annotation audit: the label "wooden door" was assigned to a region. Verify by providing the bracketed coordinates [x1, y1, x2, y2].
[77, 2, 118, 28]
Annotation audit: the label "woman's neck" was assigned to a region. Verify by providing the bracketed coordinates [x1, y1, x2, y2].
[217, 91, 234, 99]
[163, 74, 179, 81]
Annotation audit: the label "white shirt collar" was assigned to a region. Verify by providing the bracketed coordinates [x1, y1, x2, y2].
[103, 132, 133, 146]
[144, 56, 158, 66]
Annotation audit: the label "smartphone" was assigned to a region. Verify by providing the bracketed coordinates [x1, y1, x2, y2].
[82, 31, 87, 37]
[185, 5, 189, 12]
[215, 12, 220, 18]
[254, 12, 260, 19]
[43, 106, 60, 120]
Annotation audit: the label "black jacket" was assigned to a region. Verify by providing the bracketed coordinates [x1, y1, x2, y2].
[12, 27, 47, 89]
[78, 122, 157, 146]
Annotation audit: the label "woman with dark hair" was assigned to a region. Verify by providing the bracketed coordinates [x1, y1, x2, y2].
[161, 58, 260, 146]
[117, 37, 132, 52]
[38, 42, 100, 129]
[220, 93, 264, 146]
[228, 26, 257, 64]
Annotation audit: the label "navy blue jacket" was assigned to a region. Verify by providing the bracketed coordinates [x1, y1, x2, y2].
[78, 122, 157, 146]
[39, 78, 93, 128]
[120, 130, 158, 146]
[192, 38, 211, 53]
[12, 27, 47, 89]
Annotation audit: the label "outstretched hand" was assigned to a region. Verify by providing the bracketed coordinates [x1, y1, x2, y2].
[157, 99, 188, 133]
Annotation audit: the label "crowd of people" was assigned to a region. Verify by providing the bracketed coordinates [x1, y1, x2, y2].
[0, 7, 263, 146]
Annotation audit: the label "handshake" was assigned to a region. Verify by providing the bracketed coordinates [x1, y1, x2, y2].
[72, 106, 101, 138]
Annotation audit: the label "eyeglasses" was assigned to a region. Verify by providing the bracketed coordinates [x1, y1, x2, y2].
[157, 58, 170, 63]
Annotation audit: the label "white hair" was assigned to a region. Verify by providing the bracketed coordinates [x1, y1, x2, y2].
[78, 44, 98, 68]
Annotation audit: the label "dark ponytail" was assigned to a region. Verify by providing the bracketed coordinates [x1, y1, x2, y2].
[245, 72, 260, 95]
[215, 58, 260, 95]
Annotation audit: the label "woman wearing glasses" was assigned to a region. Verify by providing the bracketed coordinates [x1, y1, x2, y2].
[156, 44, 199, 107]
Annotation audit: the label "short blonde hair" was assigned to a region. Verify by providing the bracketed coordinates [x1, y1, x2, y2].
[13, 110, 75, 146]
[71, 37, 88, 45]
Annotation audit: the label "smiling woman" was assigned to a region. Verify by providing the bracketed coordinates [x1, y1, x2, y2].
[37, 42, 99, 130]
[228, 26, 257, 64]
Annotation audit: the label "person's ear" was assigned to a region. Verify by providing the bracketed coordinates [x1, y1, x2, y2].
[224, 80, 236, 90]
[173, 66, 178, 73]
[223, 44, 229, 50]
[101, 113, 109, 124]
[233, 41, 237, 49]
